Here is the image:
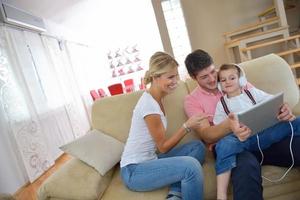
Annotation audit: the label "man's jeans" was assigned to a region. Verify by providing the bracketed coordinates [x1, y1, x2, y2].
[121, 141, 205, 200]
[215, 117, 300, 175]
[232, 134, 300, 200]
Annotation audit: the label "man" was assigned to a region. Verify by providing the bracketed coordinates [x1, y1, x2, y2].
[184, 49, 300, 200]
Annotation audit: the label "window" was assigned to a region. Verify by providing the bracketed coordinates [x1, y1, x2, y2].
[161, 0, 191, 79]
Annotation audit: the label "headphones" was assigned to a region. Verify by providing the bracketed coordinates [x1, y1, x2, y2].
[217, 63, 247, 92]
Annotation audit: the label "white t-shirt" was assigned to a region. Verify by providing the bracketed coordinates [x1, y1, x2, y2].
[213, 87, 272, 125]
[120, 92, 167, 168]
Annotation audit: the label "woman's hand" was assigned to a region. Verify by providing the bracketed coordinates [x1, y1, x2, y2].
[228, 113, 251, 142]
[278, 103, 296, 122]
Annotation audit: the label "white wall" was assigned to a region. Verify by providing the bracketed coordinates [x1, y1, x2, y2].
[181, 0, 273, 65]
[4, 0, 163, 88]
[0, 0, 163, 194]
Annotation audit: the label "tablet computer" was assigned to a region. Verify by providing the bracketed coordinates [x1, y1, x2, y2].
[237, 92, 284, 135]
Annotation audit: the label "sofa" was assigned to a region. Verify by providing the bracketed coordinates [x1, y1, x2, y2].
[37, 54, 300, 200]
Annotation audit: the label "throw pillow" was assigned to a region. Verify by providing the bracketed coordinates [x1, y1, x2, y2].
[60, 129, 124, 175]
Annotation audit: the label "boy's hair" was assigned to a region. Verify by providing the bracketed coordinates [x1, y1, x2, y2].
[185, 49, 213, 78]
[218, 64, 241, 79]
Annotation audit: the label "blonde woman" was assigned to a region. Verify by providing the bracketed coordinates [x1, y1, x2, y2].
[120, 52, 206, 200]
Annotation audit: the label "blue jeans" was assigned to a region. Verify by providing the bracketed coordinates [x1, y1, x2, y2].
[232, 135, 300, 200]
[232, 151, 263, 200]
[120, 140, 205, 200]
[215, 117, 300, 175]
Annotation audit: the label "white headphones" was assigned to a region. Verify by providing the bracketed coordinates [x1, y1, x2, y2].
[217, 63, 247, 92]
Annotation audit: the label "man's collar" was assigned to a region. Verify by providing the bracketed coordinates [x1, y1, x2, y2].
[197, 85, 221, 96]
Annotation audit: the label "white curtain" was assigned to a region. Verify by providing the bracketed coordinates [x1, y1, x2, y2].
[0, 26, 91, 184]
[64, 41, 111, 116]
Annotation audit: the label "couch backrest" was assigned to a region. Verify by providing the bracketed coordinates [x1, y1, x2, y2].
[240, 54, 299, 108]
[91, 81, 194, 143]
[185, 54, 299, 109]
[91, 54, 299, 143]
[91, 91, 143, 142]
[163, 81, 198, 144]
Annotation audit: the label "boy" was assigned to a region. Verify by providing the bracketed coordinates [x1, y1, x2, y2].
[213, 63, 300, 200]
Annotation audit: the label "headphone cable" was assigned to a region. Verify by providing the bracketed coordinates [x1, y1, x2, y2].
[256, 121, 294, 182]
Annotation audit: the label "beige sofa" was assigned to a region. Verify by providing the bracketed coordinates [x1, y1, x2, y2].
[38, 54, 300, 200]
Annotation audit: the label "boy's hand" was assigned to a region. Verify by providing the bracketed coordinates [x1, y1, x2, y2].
[278, 103, 296, 122]
[228, 113, 251, 141]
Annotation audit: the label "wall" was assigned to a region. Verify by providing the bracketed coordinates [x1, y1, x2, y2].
[4, 0, 163, 88]
[0, 0, 163, 194]
[180, 0, 273, 65]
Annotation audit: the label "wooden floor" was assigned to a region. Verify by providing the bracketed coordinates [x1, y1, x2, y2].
[14, 154, 71, 200]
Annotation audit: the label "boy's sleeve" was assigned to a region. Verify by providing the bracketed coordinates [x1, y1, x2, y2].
[213, 101, 227, 125]
[184, 95, 204, 118]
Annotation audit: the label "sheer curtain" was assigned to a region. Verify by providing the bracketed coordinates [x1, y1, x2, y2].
[0, 25, 91, 184]
[64, 41, 111, 117]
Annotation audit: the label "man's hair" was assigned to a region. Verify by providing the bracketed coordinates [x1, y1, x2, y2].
[185, 49, 213, 77]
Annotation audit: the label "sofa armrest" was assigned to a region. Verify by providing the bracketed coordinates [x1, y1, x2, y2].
[37, 158, 114, 200]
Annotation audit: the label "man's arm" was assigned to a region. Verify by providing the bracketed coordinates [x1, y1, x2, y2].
[194, 117, 231, 144]
[184, 93, 251, 144]
[194, 114, 251, 143]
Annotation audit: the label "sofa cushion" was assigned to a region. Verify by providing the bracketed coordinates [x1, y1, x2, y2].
[100, 167, 169, 200]
[37, 158, 114, 200]
[240, 54, 299, 108]
[60, 129, 124, 175]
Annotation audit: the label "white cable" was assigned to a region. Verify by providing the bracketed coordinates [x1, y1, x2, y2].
[256, 121, 294, 182]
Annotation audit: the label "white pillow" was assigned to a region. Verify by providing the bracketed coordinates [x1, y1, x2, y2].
[60, 129, 124, 175]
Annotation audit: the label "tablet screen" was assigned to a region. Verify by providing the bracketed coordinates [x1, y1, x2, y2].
[237, 92, 283, 135]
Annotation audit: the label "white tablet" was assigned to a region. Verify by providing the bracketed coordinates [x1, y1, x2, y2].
[237, 92, 284, 135]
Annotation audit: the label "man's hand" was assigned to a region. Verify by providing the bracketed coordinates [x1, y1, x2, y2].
[228, 113, 252, 142]
[277, 103, 296, 122]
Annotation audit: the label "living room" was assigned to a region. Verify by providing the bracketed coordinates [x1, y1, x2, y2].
[1, 0, 300, 200]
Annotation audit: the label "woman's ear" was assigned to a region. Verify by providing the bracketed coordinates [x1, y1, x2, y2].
[151, 75, 159, 85]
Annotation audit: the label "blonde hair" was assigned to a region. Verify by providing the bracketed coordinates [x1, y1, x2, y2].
[144, 52, 178, 85]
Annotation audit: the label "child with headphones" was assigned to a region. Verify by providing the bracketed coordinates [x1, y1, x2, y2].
[213, 63, 300, 200]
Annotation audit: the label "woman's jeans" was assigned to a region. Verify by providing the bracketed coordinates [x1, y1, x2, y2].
[120, 140, 205, 200]
[215, 117, 300, 175]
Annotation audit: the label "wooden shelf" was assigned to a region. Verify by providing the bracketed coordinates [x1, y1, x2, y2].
[277, 48, 300, 57]
[291, 62, 300, 69]
[258, 4, 296, 18]
[224, 17, 279, 37]
[258, 6, 275, 18]
[225, 26, 288, 46]
[241, 34, 300, 52]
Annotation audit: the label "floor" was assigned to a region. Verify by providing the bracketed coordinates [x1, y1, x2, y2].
[14, 154, 71, 200]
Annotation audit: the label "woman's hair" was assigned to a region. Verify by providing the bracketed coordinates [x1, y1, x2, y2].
[144, 52, 178, 85]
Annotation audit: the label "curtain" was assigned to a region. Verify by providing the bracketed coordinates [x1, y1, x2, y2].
[0, 26, 91, 183]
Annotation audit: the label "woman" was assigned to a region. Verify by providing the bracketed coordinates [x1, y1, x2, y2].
[120, 52, 206, 200]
